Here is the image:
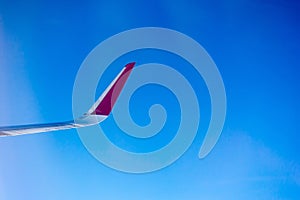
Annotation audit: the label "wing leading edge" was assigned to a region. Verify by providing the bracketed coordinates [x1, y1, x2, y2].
[0, 62, 135, 136]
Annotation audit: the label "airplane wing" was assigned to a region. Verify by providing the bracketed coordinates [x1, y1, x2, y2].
[0, 62, 135, 136]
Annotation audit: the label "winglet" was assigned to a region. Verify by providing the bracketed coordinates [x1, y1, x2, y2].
[87, 62, 135, 116]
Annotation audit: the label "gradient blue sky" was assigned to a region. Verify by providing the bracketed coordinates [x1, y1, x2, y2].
[0, 0, 299, 199]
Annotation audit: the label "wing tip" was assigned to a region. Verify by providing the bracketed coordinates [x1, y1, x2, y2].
[125, 62, 136, 70]
[89, 62, 136, 116]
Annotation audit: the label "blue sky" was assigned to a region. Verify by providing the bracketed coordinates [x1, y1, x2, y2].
[0, 0, 299, 199]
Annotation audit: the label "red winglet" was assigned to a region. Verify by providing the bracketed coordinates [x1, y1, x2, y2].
[90, 62, 135, 116]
